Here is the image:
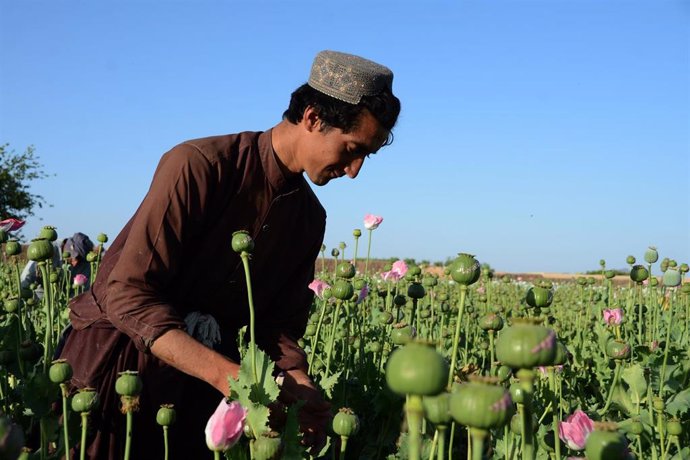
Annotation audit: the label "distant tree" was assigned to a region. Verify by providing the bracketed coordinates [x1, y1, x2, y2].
[0, 144, 51, 220]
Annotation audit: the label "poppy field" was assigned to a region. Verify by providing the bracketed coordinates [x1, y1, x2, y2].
[0, 216, 689, 460]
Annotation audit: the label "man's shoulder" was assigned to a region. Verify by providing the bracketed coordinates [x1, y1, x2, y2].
[174, 131, 263, 161]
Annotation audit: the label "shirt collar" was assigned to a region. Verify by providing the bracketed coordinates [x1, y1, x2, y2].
[258, 129, 301, 192]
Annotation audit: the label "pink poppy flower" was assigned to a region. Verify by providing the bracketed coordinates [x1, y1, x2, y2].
[73, 274, 88, 287]
[381, 260, 408, 282]
[363, 214, 383, 230]
[308, 279, 331, 300]
[603, 308, 623, 325]
[0, 218, 25, 232]
[559, 410, 594, 451]
[204, 399, 246, 451]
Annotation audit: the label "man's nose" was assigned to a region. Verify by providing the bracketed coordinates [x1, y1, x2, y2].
[345, 156, 365, 179]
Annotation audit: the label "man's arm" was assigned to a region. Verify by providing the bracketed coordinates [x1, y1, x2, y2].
[150, 328, 240, 396]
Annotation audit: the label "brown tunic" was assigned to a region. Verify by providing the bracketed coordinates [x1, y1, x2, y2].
[59, 130, 326, 459]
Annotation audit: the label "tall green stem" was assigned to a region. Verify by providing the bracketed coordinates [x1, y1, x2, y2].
[448, 286, 467, 386]
[405, 394, 424, 460]
[79, 413, 89, 460]
[38, 262, 54, 372]
[60, 383, 71, 460]
[471, 428, 486, 460]
[163, 426, 169, 460]
[599, 360, 622, 415]
[517, 369, 535, 460]
[308, 297, 329, 374]
[548, 368, 561, 460]
[364, 229, 373, 277]
[240, 253, 258, 385]
[124, 411, 133, 460]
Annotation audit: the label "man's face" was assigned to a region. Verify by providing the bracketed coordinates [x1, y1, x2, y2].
[301, 109, 389, 186]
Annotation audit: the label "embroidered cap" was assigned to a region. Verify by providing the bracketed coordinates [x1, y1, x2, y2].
[308, 50, 394, 104]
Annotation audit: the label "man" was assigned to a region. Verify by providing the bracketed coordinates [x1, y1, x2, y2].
[59, 50, 400, 459]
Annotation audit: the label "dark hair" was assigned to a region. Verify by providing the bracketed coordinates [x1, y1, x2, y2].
[283, 84, 401, 143]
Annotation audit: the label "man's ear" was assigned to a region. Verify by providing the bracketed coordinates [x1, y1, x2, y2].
[303, 106, 322, 132]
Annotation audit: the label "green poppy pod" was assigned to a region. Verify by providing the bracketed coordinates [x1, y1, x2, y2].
[576, 277, 587, 286]
[629, 265, 649, 283]
[525, 286, 553, 309]
[369, 341, 382, 353]
[393, 294, 407, 307]
[338, 241, 346, 251]
[479, 313, 504, 332]
[304, 324, 317, 337]
[423, 276, 438, 288]
[3, 298, 20, 314]
[666, 419, 682, 436]
[407, 282, 426, 299]
[38, 226, 58, 242]
[251, 433, 283, 460]
[408, 265, 422, 277]
[71, 388, 100, 413]
[495, 365, 512, 383]
[336, 262, 356, 279]
[680, 263, 689, 274]
[27, 238, 53, 262]
[49, 359, 73, 384]
[332, 280, 354, 300]
[5, 240, 21, 256]
[644, 246, 658, 264]
[629, 419, 643, 435]
[231, 230, 254, 254]
[599, 259, 606, 267]
[681, 284, 690, 295]
[509, 382, 527, 404]
[585, 428, 629, 460]
[510, 412, 539, 435]
[352, 229, 361, 238]
[85, 251, 97, 262]
[332, 408, 359, 437]
[605, 340, 631, 360]
[377, 311, 394, 325]
[650, 277, 658, 287]
[626, 255, 636, 265]
[96, 233, 109, 243]
[390, 324, 414, 345]
[662, 268, 681, 287]
[330, 248, 340, 258]
[448, 253, 481, 286]
[115, 371, 143, 397]
[352, 278, 366, 290]
[385, 341, 448, 396]
[156, 404, 176, 426]
[605, 270, 616, 279]
[422, 392, 452, 426]
[552, 341, 569, 366]
[450, 379, 514, 430]
[495, 320, 557, 369]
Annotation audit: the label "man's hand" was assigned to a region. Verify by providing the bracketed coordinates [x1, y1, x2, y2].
[279, 369, 332, 454]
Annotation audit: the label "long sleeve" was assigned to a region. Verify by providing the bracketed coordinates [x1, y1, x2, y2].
[104, 144, 218, 352]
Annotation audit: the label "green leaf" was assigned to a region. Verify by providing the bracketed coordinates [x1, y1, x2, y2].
[281, 402, 307, 460]
[228, 347, 280, 407]
[621, 364, 647, 406]
[245, 403, 270, 439]
[666, 386, 690, 417]
[318, 370, 342, 400]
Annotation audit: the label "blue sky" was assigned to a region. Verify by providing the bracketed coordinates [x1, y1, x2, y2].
[1, 0, 688, 273]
